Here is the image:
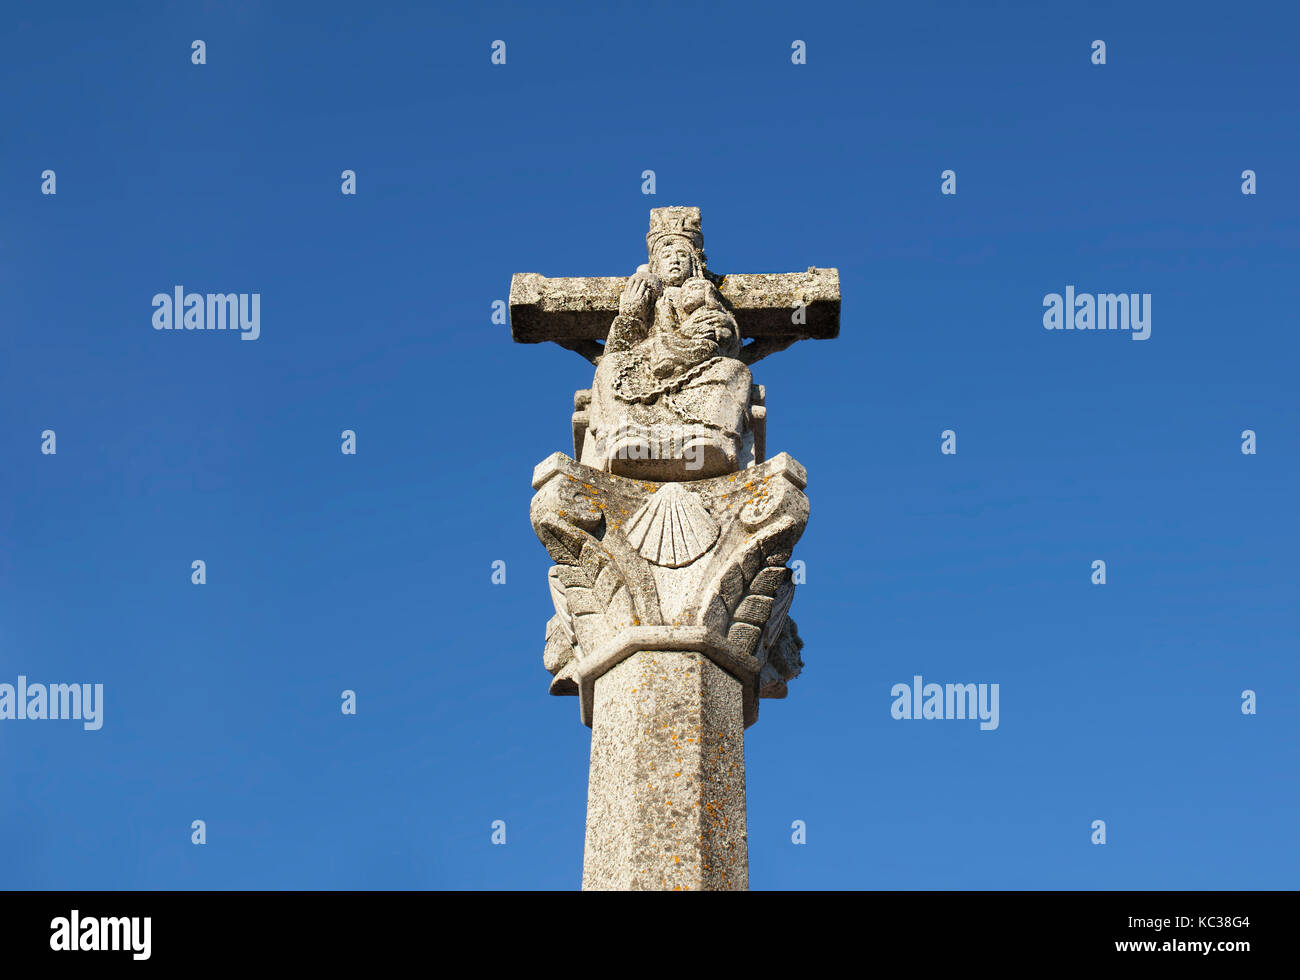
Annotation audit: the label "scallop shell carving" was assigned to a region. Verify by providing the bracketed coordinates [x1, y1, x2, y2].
[624, 483, 719, 568]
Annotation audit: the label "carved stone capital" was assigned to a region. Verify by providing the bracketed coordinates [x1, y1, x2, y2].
[530, 451, 809, 728]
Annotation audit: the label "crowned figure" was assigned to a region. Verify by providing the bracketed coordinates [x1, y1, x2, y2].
[584, 208, 754, 481]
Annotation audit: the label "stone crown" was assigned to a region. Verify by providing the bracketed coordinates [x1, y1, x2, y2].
[646, 206, 704, 257]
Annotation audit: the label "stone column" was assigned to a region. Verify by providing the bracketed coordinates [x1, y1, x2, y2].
[583, 651, 748, 891]
[513, 207, 839, 891]
[530, 452, 809, 891]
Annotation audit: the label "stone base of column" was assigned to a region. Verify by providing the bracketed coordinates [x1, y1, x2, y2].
[582, 650, 748, 891]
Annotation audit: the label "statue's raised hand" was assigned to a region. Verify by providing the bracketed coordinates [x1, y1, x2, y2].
[619, 272, 657, 321]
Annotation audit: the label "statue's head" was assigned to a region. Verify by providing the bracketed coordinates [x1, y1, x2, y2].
[646, 207, 706, 287]
[650, 236, 702, 286]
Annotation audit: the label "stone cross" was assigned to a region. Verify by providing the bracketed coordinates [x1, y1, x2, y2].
[510, 207, 839, 890]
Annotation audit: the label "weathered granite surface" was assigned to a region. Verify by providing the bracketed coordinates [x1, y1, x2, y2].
[509, 269, 840, 344]
[531, 450, 809, 727]
[583, 651, 748, 891]
[513, 207, 835, 890]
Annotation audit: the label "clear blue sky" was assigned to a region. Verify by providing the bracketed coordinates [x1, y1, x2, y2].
[1, 1, 1296, 890]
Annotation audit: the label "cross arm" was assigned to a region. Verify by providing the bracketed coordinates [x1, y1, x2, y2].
[508, 268, 840, 362]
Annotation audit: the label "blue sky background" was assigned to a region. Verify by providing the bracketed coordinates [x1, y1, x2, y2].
[1, 1, 1296, 890]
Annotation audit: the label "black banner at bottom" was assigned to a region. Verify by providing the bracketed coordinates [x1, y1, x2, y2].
[0, 890, 1272, 966]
